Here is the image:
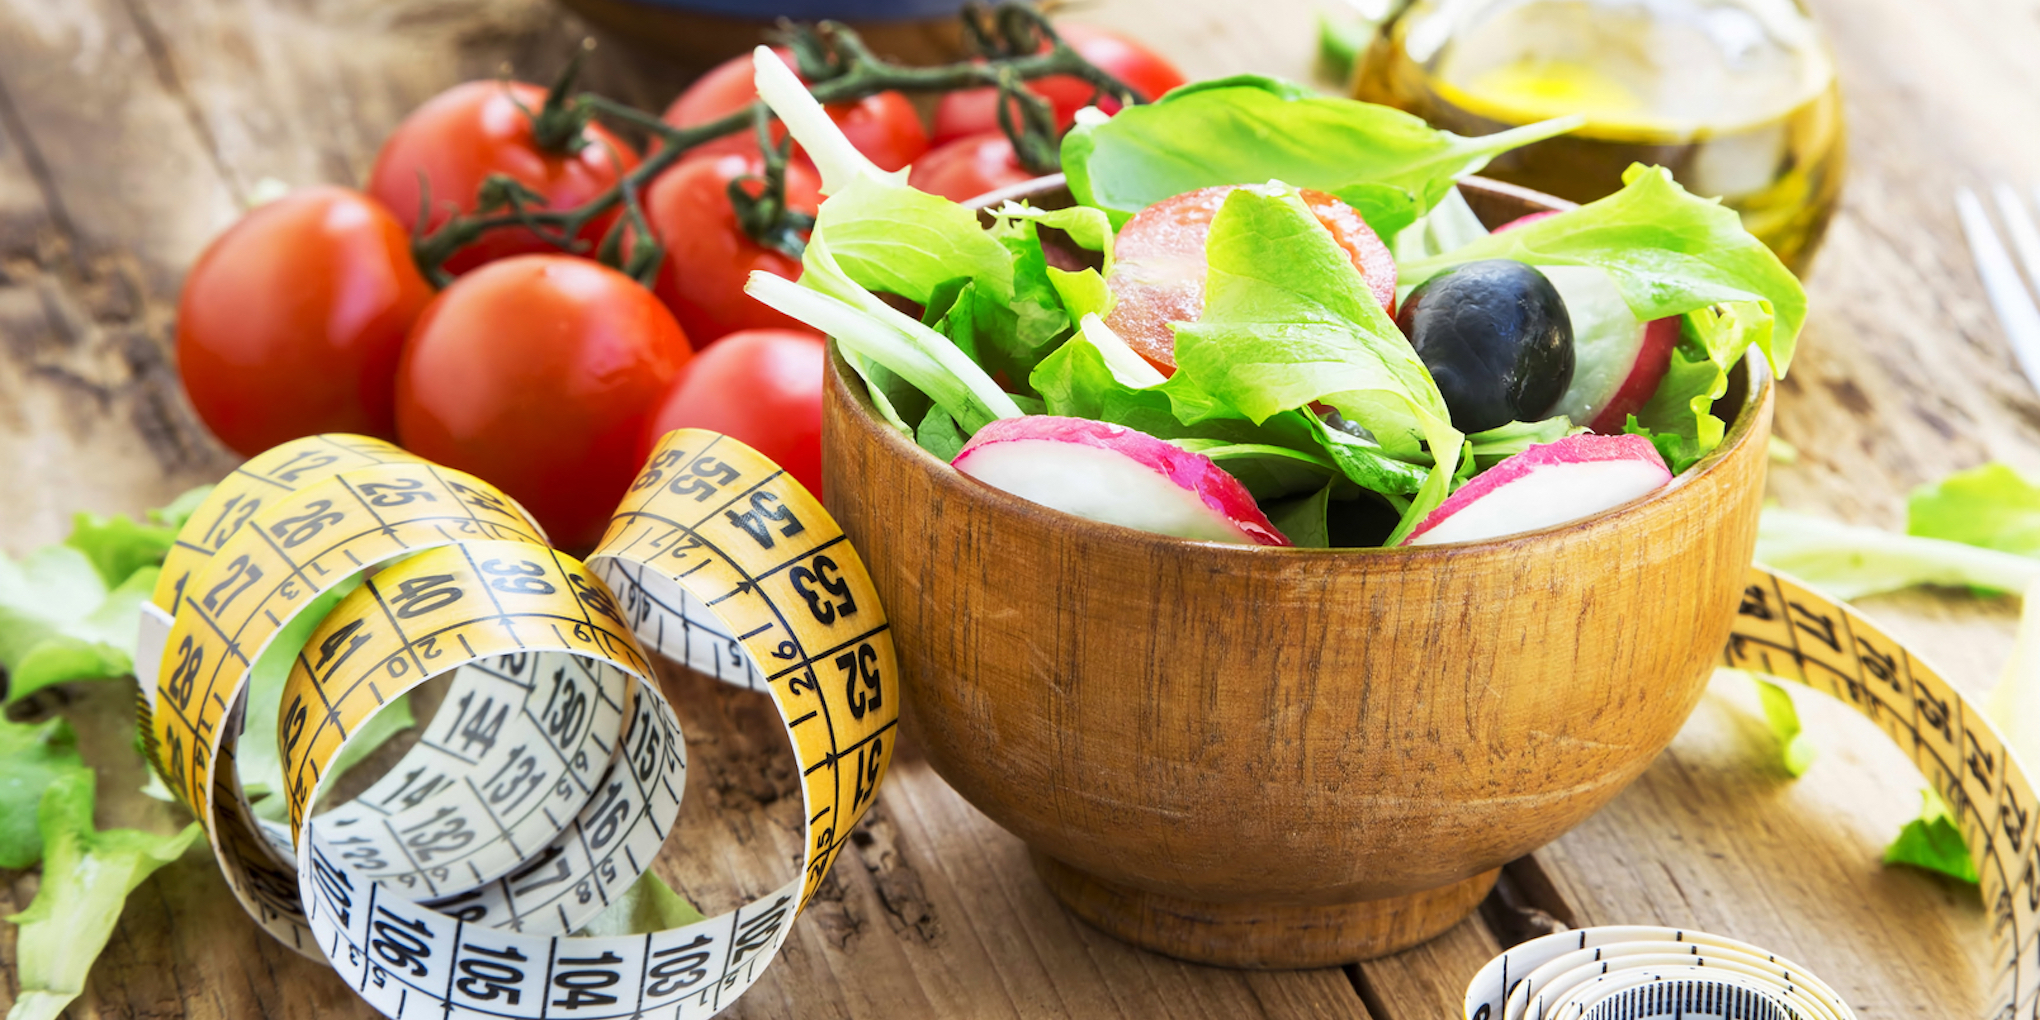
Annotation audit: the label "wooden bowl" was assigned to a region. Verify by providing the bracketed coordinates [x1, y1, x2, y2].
[820, 176, 1774, 968]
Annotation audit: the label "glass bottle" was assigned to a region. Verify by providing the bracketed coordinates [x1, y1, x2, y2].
[1357, 0, 1844, 274]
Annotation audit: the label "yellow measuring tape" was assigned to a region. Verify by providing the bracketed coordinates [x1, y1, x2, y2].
[135, 431, 896, 1018]
[1465, 565, 2040, 1020]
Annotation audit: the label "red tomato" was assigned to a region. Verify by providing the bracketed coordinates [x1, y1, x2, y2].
[907, 132, 1038, 203]
[640, 329, 826, 499]
[643, 151, 822, 347]
[930, 23, 1187, 144]
[394, 255, 692, 551]
[369, 80, 639, 275]
[1105, 185, 1395, 373]
[177, 186, 434, 456]
[662, 48, 928, 173]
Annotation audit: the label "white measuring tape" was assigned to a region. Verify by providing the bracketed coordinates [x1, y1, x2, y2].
[1466, 565, 2040, 1019]
[136, 431, 896, 1018]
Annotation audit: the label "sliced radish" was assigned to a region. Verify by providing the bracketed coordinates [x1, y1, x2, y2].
[1407, 433, 1671, 546]
[1493, 210, 1561, 234]
[952, 416, 1290, 546]
[1103, 184, 1395, 374]
[1542, 266, 1679, 433]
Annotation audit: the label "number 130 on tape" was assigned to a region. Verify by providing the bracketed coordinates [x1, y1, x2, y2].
[136, 429, 898, 1019]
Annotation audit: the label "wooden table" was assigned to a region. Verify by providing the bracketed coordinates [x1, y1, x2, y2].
[1, 0, 2033, 1016]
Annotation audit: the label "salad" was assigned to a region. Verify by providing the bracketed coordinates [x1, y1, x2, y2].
[743, 54, 1805, 549]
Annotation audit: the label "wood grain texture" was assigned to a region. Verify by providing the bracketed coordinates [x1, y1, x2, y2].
[1, 0, 2037, 1015]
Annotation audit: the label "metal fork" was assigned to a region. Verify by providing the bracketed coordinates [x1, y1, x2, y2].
[1957, 183, 2040, 391]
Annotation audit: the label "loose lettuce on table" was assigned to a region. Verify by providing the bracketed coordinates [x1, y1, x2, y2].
[1909, 462, 2040, 556]
[8, 770, 201, 1020]
[0, 486, 212, 707]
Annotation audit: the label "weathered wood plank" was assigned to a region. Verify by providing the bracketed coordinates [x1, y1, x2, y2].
[10, 0, 2040, 1016]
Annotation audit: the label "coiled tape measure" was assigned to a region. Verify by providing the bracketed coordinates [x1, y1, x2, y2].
[134, 431, 896, 1019]
[1465, 567, 2040, 1020]
[127, 434, 2037, 1019]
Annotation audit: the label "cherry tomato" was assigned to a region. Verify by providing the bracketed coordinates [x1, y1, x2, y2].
[643, 151, 822, 347]
[640, 329, 826, 499]
[1105, 185, 1395, 373]
[930, 23, 1187, 144]
[394, 255, 692, 551]
[662, 48, 928, 173]
[907, 132, 1038, 203]
[177, 186, 434, 456]
[368, 80, 639, 275]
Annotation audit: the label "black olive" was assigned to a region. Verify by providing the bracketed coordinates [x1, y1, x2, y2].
[1395, 259, 1575, 433]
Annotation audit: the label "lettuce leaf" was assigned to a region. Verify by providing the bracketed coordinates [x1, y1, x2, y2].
[1466, 417, 1577, 472]
[1171, 186, 1461, 543]
[0, 717, 85, 869]
[1753, 675, 1817, 776]
[1265, 483, 1335, 548]
[1630, 302, 1775, 467]
[573, 870, 707, 938]
[1401, 165, 1805, 359]
[1403, 165, 1802, 465]
[1909, 463, 2040, 556]
[1884, 787, 1977, 884]
[1062, 75, 1577, 236]
[0, 546, 156, 707]
[1755, 508, 2040, 600]
[7, 770, 202, 1020]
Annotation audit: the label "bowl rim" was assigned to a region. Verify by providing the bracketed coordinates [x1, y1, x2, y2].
[828, 175, 1775, 559]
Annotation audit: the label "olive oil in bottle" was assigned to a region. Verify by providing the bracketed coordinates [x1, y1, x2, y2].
[1357, 0, 1844, 273]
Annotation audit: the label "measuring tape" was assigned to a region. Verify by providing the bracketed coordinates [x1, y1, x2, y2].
[1466, 564, 2040, 1020]
[135, 431, 897, 1018]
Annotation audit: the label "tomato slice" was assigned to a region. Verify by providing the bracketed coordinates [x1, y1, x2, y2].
[1103, 186, 1397, 373]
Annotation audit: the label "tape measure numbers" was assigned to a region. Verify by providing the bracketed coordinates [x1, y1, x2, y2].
[137, 431, 898, 1018]
[1465, 565, 2040, 1020]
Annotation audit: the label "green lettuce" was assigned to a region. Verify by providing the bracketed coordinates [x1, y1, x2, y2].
[1265, 483, 1335, 549]
[1884, 787, 1977, 884]
[8, 770, 201, 1020]
[1909, 463, 2040, 555]
[1405, 165, 1802, 466]
[1062, 75, 1578, 236]
[1753, 676, 1817, 777]
[574, 870, 707, 937]
[1755, 507, 2040, 600]
[0, 547, 157, 707]
[2, 487, 211, 706]
[0, 717, 85, 869]
[1172, 186, 1461, 543]
[1465, 417, 1578, 472]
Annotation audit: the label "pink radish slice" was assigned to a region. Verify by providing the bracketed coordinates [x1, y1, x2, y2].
[1103, 185, 1396, 375]
[1542, 266, 1679, 433]
[952, 416, 1291, 546]
[1493, 210, 1561, 233]
[1406, 433, 1672, 546]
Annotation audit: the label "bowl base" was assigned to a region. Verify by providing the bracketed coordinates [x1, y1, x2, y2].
[1032, 851, 1499, 969]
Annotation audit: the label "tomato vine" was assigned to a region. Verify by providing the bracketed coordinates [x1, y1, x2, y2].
[409, 2, 1149, 287]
